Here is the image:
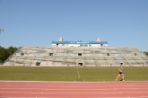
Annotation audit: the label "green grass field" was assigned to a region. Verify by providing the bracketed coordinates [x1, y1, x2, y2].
[0, 66, 148, 81]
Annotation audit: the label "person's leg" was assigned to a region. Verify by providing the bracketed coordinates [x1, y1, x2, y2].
[119, 74, 125, 81]
[115, 74, 120, 81]
[121, 74, 125, 81]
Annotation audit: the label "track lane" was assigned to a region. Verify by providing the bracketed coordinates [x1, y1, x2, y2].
[0, 81, 148, 98]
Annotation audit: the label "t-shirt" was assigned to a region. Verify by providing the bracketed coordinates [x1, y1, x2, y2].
[118, 65, 124, 73]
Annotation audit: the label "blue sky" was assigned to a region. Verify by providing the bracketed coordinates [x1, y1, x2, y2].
[0, 0, 148, 51]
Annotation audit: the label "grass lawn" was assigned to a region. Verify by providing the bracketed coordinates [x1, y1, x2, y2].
[0, 66, 148, 81]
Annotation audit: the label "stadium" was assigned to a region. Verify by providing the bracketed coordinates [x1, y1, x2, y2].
[1, 0, 148, 97]
[1, 37, 148, 98]
[1, 38, 148, 97]
[3, 37, 148, 67]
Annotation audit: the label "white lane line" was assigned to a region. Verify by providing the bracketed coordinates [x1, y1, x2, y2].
[0, 87, 148, 91]
[101, 96, 148, 98]
[2, 96, 148, 98]
[0, 80, 148, 83]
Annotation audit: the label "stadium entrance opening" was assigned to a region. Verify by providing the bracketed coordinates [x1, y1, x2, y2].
[78, 63, 83, 66]
[36, 62, 41, 66]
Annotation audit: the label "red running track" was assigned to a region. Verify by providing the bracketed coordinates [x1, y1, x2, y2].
[0, 81, 148, 98]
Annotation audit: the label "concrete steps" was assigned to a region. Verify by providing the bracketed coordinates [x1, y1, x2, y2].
[3, 47, 148, 67]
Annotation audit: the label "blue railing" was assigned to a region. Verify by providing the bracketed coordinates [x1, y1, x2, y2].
[52, 41, 108, 44]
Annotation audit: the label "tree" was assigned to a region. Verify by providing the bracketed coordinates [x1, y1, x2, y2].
[0, 47, 7, 63]
[0, 46, 17, 63]
[7, 47, 17, 56]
